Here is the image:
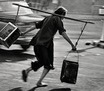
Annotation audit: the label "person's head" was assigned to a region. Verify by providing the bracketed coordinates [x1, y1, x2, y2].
[54, 6, 68, 18]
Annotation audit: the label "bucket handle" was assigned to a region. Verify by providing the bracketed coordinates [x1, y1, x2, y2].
[64, 22, 88, 63]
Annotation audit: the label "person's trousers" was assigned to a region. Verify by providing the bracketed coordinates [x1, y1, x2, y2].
[31, 45, 54, 71]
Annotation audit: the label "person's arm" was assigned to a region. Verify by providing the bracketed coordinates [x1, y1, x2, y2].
[21, 25, 36, 36]
[61, 31, 76, 51]
[21, 18, 45, 36]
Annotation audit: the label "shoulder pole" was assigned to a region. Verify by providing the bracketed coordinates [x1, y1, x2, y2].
[13, 3, 94, 24]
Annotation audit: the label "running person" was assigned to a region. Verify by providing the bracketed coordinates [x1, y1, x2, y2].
[21, 6, 76, 86]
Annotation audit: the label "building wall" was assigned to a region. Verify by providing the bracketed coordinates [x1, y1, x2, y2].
[60, 0, 104, 14]
[26, 0, 104, 15]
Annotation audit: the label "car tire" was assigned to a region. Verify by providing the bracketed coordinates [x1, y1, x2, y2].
[20, 45, 30, 50]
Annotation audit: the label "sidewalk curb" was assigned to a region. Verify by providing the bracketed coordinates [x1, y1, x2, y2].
[85, 40, 104, 49]
[92, 41, 104, 49]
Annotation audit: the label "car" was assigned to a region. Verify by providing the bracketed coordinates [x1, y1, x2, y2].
[0, 0, 44, 50]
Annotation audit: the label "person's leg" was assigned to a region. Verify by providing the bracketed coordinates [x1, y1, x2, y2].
[22, 45, 43, 82]
[33, 45, 52, 86]
[36, 45, 54, 86]
[22, 45, 54, 84]
[22, 60, 43, 82]
[22, 67, 32, 82]
[36, 68, 50, 86]
[25, 67, 32, 74]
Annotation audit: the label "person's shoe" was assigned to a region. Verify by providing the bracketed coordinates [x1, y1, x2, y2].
[36, 82, 48, 87]
[22, 70, 28, 82]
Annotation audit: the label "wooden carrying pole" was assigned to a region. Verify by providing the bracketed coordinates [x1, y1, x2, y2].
[13, 3, 94, 24]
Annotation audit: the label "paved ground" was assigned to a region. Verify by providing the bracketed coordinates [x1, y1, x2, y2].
[0, 12, 104, 91]
[0, 38, 104, 91]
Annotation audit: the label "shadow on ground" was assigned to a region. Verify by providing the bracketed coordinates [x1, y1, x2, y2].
[49, 88, 71, 91]
[8, 87, 71, 91]
[8, 87, 23, 91]
[0, 49, 35, 62]
[67, 46, 96, 53]
[77, 46, 96, 53]
[28, 85, 48, 91]
[28, 86, 71, 91]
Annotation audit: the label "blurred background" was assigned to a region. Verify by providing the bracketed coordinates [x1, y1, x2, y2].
[0, 0, 104, 50]
[25, 0, 104, 15]
[1, 0, 104, 15]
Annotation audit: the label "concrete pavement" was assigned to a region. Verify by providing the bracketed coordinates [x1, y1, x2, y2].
[85, 40, 104, 49]
[0, 38, 104, 91]
[0, 13, 104, 91]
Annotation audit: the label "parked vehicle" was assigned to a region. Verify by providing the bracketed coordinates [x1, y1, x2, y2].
[0, 0, 44, 50]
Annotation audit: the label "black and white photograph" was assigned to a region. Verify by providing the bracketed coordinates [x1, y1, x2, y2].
[0, 0, 104, 91]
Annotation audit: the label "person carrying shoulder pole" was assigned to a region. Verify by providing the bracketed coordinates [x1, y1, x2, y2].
[21, 6, 76, 87]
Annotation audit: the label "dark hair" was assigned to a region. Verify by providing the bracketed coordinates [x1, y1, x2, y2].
[54, 7, 67, 16]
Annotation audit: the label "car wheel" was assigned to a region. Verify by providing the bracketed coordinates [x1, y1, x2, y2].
[20, 45, 30, 50]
